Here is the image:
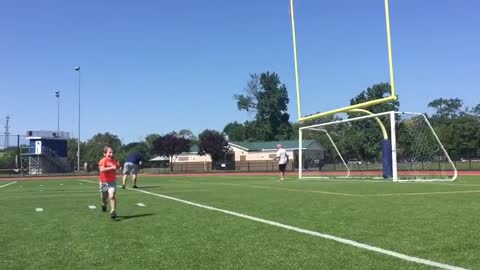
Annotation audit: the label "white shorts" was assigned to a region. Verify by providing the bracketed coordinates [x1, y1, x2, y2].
[100, 182, 116, 194]
[123, 162, 139, 175]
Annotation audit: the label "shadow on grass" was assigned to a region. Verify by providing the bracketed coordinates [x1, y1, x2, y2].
[114, 213, 154, 221]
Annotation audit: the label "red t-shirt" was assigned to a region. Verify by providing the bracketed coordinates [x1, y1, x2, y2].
[98, 157, 120, 183]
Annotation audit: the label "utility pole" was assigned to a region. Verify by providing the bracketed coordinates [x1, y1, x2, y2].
[4, 115, 10, 148]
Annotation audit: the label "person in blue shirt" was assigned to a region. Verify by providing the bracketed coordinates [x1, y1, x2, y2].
[122, 153, 143, 189]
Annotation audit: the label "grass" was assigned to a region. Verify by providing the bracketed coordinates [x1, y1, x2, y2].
[1, 175, 479, 269]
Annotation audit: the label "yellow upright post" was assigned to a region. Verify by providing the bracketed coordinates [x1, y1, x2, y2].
[289, 0, 398, 123]
[290, 0, 302, 121]
[384, 0, 397, 98]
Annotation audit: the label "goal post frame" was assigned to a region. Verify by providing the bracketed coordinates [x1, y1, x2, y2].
[299, 128, 351, 179]
[290, 0, 398, 122]
[298, 111, 458, 182]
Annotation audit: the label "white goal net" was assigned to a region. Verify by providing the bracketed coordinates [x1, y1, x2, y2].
[298, 111, 457, 182]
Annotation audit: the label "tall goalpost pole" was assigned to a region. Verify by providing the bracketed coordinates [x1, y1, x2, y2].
[290, 0, 302, 121]
[290, 0, 398, 122]
[384, 0, 396, 99]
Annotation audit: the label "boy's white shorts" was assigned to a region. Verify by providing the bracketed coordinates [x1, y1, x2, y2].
[100, 182, 116, 193]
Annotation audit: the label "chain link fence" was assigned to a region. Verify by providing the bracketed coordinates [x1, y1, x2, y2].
[1, 133, 479, 176]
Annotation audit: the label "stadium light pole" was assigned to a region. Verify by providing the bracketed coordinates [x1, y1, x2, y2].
[55, 90, 60, 136]
[74, 66, 81, 172]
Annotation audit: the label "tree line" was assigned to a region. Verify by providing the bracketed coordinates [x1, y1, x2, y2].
[1, 72, 478, 171]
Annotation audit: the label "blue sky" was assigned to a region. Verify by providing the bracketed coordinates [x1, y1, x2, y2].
[1, 0, 479, 143]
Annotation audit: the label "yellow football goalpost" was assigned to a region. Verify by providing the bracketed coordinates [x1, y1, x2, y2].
[289, 0, 398, 122]
[290, 0, 457, 181]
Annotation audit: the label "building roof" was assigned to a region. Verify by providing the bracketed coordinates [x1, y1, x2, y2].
[151, 140, 322, 160]
[229, 140, 320, 151]
[149, 156, 169, 162]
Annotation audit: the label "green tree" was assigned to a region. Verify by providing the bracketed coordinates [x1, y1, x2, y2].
[152, 133, 190, 171]
[123, 142, 149, 158]
[67, 138, 86, 170]
[178, 129, 196, 140]
[428, 98, 463, 119]
[223, 121, 246, 141]
[471, 104, 480, 116]
[84, 133, 123, 171]
[349, 83, 399, 114]
[234, 72, 293, 141]
[145, 133, 161, 157]
[198, 130, 230, 163]
[177, 129, 199, 149]
[0, 148, 17, 169]
[447, 115, 480, 158]
[234, 73, 260, 113]
[426, 99, 480, 159]
[346, 83, 400, 161]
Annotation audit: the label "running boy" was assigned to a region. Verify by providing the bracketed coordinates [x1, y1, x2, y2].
[98, 146, 120, 219]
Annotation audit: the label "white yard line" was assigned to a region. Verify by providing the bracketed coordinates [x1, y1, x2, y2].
[171, 180, 478, 197]
[0, 181, 17, 189]
[88, 205, 97, 209]
[130, 188, 468, 270]
[172, 180, 361, 197]
[369, 190, 480, 196]
[136, 203, 146, 207]
[35, 208, 44, 212]
[81, 179, 469, 269]
[434, 183, 480, 187]
[81, 180, 96, 183]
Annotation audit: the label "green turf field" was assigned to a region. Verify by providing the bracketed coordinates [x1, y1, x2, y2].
[1, 175, 479, 269]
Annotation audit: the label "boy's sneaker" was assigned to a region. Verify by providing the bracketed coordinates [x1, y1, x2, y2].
[101, 205, 107, 212]
[132, 185, 138, 189]
[122, 185, 125, 189]
[110, 211, 117, 219]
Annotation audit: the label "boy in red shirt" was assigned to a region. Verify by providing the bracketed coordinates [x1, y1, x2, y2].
[98, 146, 120, 219]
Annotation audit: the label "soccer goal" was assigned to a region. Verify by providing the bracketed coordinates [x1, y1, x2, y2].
[298, 111, 457, 182]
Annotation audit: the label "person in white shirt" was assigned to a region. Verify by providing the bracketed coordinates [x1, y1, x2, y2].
[274, 144, 288, 181]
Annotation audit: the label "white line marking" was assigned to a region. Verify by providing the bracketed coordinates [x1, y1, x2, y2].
[35, 208, 44, 212]
[60, 184, 64, 186]
[174, 179, 480, 197]
[136, 203, 146, 207]
[131, 188, 468, 270]
[370, 190, 480, 196]
[0, 181, 17, 189]
[88, 205, 97, 209]
[80, 179, 469, 270]
[172, 180, 360, 196]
